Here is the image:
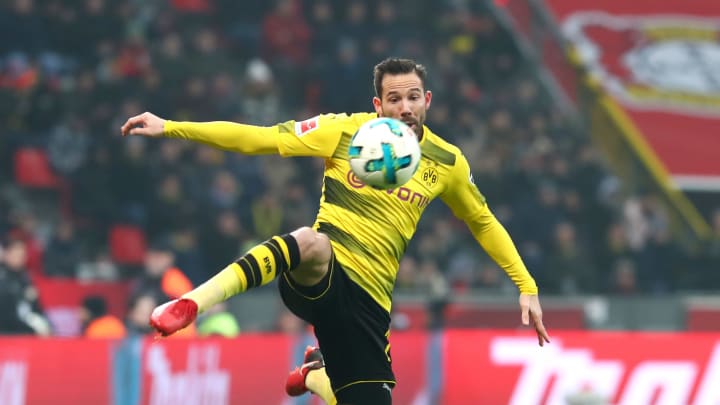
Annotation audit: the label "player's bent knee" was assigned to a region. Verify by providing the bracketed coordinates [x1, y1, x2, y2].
[291, 227, 330, 262]
[289, 227, 332, 283]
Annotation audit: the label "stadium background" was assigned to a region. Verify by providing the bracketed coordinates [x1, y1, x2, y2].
[0, 0, 719, 404]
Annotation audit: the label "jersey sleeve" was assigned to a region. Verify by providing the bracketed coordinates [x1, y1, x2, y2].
[276, 113, 351, 158]
[441, 154, 538, 294]
[439, 152, 487, 221]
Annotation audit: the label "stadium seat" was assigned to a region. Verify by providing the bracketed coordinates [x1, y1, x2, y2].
[13, 147, 61, 188]
[686, 307, 720, 331]
[109, 225, 147, 265]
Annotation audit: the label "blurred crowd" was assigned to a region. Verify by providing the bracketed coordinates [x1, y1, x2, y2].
[1, 0, 718, 336]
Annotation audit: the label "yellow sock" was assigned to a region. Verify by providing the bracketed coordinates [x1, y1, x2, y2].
[305, 368, 337, 405]
[183, 235, 300, 312]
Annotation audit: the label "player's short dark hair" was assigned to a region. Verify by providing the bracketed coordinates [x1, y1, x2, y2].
[373, 58, 427, 98]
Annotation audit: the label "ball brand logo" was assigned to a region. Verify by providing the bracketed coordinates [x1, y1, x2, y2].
[347, 170, 366, 188]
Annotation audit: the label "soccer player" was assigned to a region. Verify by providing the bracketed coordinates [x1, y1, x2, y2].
[120, 58, 550, 405]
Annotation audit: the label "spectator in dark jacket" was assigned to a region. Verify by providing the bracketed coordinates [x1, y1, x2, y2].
[0, 238, 50, 335]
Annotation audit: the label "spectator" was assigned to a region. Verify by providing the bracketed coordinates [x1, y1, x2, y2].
[261, 0, 311, 106]
[81, 295, 127, 338]
[251, 192, 284, 237]
[43, 219, 83, 278]
[197, 302, 241, 337]
[201, 210, 247, 273]
[0, 238, 50, 335]
[170, 226, 207, 286]
[71, 144, 117, 233]
[76, 249, 119, 281]
[125, 292, 159, 336]
[132, 238, 193, 302]
[261, 0, 311, 66]
[240, 58, 281, 125]
[610, 258, 639, 296]
[544, 221, 597, 295]
[146, 173, 195, 239]
[0, 0, 46, 56]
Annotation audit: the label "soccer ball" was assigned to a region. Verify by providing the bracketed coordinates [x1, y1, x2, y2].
[348, 117, 421, 190]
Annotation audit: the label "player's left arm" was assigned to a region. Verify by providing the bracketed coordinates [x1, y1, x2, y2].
[440, 153, 550, 346]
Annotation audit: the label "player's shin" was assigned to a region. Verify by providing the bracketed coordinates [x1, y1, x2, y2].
[183, 234, 300, 313]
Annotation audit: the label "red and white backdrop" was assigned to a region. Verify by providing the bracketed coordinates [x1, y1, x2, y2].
[537, 0, 720, 192]
[2, 330, 720, 405]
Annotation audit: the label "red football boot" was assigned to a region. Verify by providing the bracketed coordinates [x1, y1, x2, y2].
[149, 298, 198, 336]
[285, 346, 325, 396]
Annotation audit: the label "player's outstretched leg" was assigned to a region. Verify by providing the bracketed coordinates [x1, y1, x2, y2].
[286, 346, 337, 405]
[150, 227, 332, 336]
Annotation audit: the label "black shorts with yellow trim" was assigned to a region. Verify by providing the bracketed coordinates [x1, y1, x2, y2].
[278, 254, 396, 395]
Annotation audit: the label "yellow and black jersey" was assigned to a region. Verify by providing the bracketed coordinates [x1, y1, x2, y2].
[276, 112, 533, 312]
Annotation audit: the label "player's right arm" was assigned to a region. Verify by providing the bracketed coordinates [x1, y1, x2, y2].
[121, 111, 280, 154]
[120, 111, 351, 158]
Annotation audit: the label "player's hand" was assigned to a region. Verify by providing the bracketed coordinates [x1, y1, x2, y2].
[520, 293, 550, 347]
[120, 111, 166, 137]
[149, 298, 198, 337]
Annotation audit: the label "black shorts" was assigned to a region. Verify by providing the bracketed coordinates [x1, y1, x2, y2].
[278, 254, 396, 399]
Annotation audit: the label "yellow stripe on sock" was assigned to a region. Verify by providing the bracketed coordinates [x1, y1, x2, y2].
[226, 262, 248, 293]
[250, 244, 278, 286]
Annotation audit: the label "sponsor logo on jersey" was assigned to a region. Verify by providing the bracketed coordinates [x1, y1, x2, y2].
[295, 116, 320, 137]
[346, 170, 366, 189]
[345, 170, 430, 208]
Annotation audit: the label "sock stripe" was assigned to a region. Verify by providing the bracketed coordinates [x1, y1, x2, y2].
[280, 234, 301, 269]
[243, 254, 263, 289]
[263, 239, 288, 273]
[236, 256, 258, 289]
[236, 256, 255, 288]
[228, 262, 248, 293]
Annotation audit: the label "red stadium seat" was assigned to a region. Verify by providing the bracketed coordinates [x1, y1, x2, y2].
[686, 307, 720, 331]
[13, 147, 61, 188]
[109, 225, 147, 265]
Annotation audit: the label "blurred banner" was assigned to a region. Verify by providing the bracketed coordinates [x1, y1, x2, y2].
[2, 330, 720, 405]
[498, 0, 720, 241]
[33, 278, 131, 337]
[544, 0, 720, 192]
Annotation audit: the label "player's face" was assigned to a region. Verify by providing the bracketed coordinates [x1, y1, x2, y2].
[373, 72, 432, 139]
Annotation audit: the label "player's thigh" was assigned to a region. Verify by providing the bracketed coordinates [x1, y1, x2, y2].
[277, 251, 339, 324]
[336, 382, 393, 405]
[279, 255, 395, 389]
[289, 226, 332, 286]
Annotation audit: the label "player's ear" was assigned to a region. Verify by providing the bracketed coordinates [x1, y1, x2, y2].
[372, 96, 382, 114]
[425, 91, 432, 109]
